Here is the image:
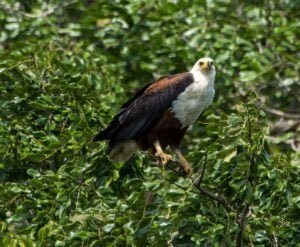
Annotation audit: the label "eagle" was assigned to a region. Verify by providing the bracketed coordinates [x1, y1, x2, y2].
[94, 57, 216, 175]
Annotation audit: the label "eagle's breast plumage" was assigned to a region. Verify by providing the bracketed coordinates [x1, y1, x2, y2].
[171, 70, 215, 126]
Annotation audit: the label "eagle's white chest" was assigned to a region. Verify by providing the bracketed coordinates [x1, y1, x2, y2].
[171, 73, 215, 127]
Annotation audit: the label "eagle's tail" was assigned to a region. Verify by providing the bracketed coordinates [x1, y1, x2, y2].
[108, 140, 139, 162]
[93, 119, 139, 162]
[93, 129, 110, 141]
[93, 118, 120, 142]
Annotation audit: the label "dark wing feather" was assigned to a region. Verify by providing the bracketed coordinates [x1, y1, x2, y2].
[94, 72, 194, 148]
[93, 83, 152, 141]
[93, 80, 158, 142]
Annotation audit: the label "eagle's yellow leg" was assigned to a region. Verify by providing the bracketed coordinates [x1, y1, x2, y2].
[153, 140, 172, 165]
[171, 147, 192, 176]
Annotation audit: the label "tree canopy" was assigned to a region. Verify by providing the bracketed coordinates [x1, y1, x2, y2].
[0, 1, 299, 246]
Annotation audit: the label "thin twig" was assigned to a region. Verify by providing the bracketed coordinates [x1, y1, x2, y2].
[164, 177, 189, 191]
[196, 152, 207, 187]
[23, 0, 78, 18]
[193, 186, 235, 212]
[236, 110, 256, 246]
[165, 157, 235, 212]
[263, 106, 300, 119]
[0, 59, 34, 74]
[166, 160, 186, 177]
[273, 231, 279, 247]
[241, 61, 283, 82]
[236, 203, 250, 247]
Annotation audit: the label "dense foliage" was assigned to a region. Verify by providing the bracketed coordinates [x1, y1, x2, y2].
[0, 0, 299, 246]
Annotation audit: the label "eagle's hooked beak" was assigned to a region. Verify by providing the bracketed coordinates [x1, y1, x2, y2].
[199, 60, 214, 71]
[201, 61, 213, 71]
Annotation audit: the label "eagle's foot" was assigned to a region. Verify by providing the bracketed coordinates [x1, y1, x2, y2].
[178, 160, 192, 176]
[154, 140, 172, 165]
[171, 147, 192, 176]
[155, 151, 172, 165]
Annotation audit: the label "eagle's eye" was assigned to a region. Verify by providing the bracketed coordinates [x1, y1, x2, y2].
[211, 61, 214, 65]
[199, 62, 204, 66]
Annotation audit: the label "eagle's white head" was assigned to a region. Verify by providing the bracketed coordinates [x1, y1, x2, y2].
[191, 57, 216, 82]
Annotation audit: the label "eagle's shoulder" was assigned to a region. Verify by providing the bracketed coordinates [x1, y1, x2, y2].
[120, 72, 194, 110]
[145, 72, 194, 93]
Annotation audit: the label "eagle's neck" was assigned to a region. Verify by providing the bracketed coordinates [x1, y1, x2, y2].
[190, 69, 215, 88]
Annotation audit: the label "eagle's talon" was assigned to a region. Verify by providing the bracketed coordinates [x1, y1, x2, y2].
[156, 152, 172, 165]
[176, 163, 191, 176]
[181, 162, 192, 176]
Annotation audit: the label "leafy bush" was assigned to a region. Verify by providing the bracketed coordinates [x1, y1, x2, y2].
[0, 1, 299, 246]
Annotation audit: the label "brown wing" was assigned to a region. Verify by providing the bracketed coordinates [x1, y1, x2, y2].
[93, 72, 194, 150]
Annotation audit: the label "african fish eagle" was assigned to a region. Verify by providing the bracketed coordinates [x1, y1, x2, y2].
[94, 57, 216, 175]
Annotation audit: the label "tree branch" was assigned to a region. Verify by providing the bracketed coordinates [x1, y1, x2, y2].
[263, 106, 300, 119]
[193, 185, 235, 212]
[195, 152, 207, 187]
[236, 203, 250, 247]
[165, 157, 235, 212]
